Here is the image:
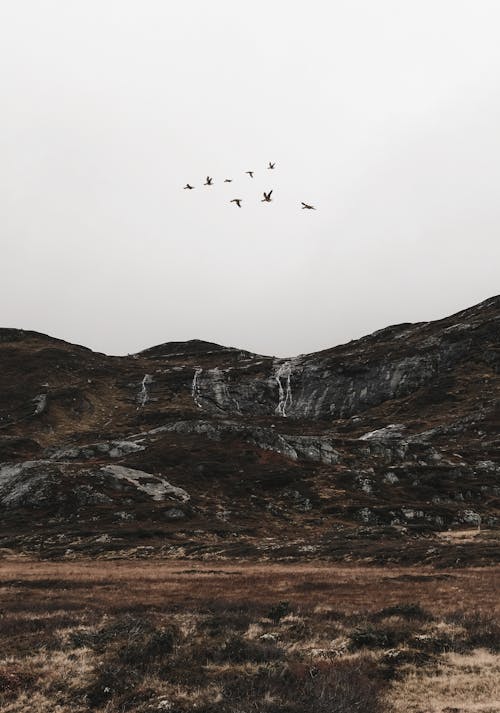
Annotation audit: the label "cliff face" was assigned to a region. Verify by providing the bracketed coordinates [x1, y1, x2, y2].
[0, 296, 499, 564]
[180, 296, 499, 420]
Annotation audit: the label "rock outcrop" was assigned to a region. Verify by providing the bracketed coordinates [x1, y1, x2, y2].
[0, 296, 498, 564]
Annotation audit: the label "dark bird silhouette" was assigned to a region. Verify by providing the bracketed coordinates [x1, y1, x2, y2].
[204, 176, 213, 186]
[268, 162, 276, 169]
[261, 190, 273, 202]
[224, 179, 232, 182]
[301, 202, 315, 210]
[230, 199, 242, 207]
[183, 184, 194, 190]
[246, 171, 254, 178]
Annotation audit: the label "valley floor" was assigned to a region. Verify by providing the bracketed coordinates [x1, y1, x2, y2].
[0, 559, 499, 712]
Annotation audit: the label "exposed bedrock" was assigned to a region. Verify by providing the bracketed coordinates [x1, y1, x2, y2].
[187, 298, 499, 419]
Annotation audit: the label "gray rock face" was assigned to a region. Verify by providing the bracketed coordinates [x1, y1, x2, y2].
[49, 440, 145, 461]
[0, 460, 190, 509]
[101, 465, 190, 502]
[0, 461, 57, 507]
[359, 425, 407, 442]
[185, 302, 499, 420]
[156, 419, 340, 465]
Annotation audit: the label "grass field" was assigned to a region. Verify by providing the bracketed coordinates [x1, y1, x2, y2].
[1, 559, 499, 712]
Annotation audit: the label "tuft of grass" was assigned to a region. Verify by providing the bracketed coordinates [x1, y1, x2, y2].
[388, 649, 500, 713]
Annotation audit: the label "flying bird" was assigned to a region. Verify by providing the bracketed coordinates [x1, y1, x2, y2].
[230, 199, 243, 207]
[261, 190, 273, 202]
[224, 179, 232, 182]
[301, 202, 315, 210]
[268, 162, 276, 169]
[245, 171, 254, 178]
[183, 184, 194, 190]
[204, 176, 213, 186]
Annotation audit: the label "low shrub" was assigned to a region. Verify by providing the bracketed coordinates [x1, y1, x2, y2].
[371, 603, 432, 623]
[447, 611, 500, 652]
[267, 601, 291, 624]
[0, 661, 34, 701]
[212, 634, 284, 664]
[349, 622, 414, 651]
[73, 614, 176, 664]
[81, 615, 177, 708]
[217, 657, 389, 713]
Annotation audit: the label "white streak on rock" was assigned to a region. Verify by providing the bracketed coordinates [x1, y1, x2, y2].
[275, 362, 293, 417]
[138, 374, 153, 407]
[192, 368, 203, 408]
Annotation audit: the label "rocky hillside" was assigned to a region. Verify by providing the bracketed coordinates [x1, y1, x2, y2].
[0, 296, 499, 564]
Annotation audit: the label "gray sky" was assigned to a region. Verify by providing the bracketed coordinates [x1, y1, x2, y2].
[1, 1, 499, 357]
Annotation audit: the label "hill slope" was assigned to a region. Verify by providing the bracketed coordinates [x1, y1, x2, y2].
[0, 297, 499, 563]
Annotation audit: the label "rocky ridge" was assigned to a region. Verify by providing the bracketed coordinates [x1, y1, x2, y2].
[0, 296, 498, 563]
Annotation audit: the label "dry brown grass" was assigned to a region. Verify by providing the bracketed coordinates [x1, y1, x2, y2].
[389, 650, 500, 713]
[0, 560, 498, 712]
[1, 559, 498, 615]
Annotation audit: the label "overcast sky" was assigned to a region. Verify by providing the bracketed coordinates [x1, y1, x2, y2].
[1, 1, 499, 357]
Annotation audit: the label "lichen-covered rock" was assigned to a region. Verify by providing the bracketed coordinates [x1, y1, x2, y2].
[0, 461, 57, 507]
[49, 440, 145, 460]
[100, 465, 190, 502]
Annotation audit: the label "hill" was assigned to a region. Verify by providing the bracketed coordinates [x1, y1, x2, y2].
[0, 296, 499, 563]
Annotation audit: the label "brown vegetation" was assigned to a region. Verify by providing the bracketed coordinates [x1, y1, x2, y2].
[0, 559, 498, 712]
